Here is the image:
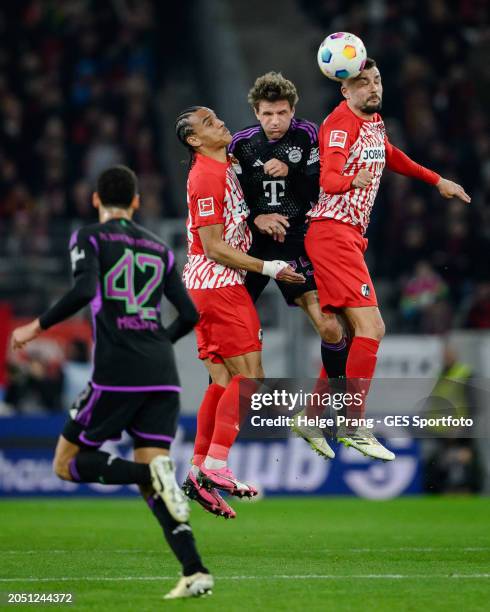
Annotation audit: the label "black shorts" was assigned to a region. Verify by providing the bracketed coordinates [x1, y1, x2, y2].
[245, 232, 316, 304]
[62, 383, 179, 450]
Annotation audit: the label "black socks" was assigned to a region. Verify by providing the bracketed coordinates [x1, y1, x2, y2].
[147, 496, 208, 576]
[321, 337, 348, 379]
[71, 450, 152, 485]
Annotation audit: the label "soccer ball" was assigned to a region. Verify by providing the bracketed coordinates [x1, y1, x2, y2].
[317, 32, 367, 82]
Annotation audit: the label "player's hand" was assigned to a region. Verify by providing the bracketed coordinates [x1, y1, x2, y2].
[254, 214, 289, 243]
[276, 265, 306, 283]
[11, 319, 42, 351]
[436, 178, 471, 204]
[263, 158, 289, 177]
[352, 169, 373, 189]
[262, 260, 305, 283]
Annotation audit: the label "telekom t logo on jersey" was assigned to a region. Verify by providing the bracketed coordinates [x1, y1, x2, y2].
[263, 180, 285, 206]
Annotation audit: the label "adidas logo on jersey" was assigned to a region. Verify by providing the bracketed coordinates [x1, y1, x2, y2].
[253, 159, 264, 167]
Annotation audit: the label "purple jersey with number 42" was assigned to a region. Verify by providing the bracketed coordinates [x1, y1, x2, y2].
[69, 218, 180, 389]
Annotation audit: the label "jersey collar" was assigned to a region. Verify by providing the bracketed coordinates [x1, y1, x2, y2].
[195, 152, 230, 169]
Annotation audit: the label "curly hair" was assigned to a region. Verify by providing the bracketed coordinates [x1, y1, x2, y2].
[247, 72, 299, 110]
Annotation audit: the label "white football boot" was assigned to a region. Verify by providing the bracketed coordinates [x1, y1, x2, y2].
[337, 428, 395, 461]
[291, 409, 335, 459]
[164, 572, 214, 599]
[149, 455, 190, 522]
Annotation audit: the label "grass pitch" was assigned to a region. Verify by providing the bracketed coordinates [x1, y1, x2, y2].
[1, 497, 489, 611]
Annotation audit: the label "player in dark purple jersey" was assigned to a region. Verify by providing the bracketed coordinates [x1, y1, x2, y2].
[229, 72, 347, 459]
[11, 166, 213, 599]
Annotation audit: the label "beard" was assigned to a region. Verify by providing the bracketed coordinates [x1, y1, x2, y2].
[361, 99, 382, 114]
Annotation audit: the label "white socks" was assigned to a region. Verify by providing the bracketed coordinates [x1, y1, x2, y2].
[203, 457, 227, 470]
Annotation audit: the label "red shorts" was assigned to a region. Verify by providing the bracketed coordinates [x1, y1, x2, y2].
[305, 219, 378, 312]
[188, 284, 262, 363]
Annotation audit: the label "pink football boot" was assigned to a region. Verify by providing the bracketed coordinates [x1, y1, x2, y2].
[183, 471, 236, 519]
[198, 466, 258, 498]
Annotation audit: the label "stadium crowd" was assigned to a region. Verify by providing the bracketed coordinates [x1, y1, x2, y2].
[0, 0, 167, 252]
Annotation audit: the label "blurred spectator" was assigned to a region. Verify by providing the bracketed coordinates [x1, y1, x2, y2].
[421, 342, 483, 493]
[465, 283, 490, 329]
[424, 439, 483, 494]
[400, 261, 451, 332]
[5, 349, 64, 414]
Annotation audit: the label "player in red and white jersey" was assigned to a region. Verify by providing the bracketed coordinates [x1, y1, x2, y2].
[183, 149, 251, 290]
[306, 58, 471, 460]
[175, 106, 304, 517]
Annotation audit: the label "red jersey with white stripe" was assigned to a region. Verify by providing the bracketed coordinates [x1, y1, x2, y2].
[309, 100, 440, 235]
[309, 100, 386, 234]
[183, 152, 251, 289]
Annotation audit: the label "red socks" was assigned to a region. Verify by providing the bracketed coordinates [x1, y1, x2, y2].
[346, 337, 379, 379]
[193, 383, 225, 466]
[306, 367, 328, 418]
[207, 374, 248, 462]
[346, 336, 380, 418]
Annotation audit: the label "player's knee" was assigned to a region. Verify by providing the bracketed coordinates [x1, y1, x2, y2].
[372, 318, 385, 341]
[53, 456, 72, 481]
[318, 316, 343, 343]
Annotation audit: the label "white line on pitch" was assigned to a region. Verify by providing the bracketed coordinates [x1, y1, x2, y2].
[0, 575, 489, 583]
[2, 547, 489, 555]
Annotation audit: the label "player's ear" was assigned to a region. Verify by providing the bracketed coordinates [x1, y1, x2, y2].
[92, 192, 101, 210]
[131, 194, 140, 211]
[187, 134, 200, 148]
[341, 84, 349, 100]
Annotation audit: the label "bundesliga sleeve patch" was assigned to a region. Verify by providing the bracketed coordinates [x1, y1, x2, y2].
[198, 197, 215, 217]
[329, 130, 348, 148]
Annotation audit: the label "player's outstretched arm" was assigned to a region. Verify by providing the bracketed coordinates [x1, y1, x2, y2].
[198, 224, 305, 284]
[436, 177, 471, 203]
[11, 269, 98, 351]
[385, 139, 470, 204]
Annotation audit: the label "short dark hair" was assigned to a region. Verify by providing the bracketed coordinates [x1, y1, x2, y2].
[248, 72, 298, 111]
[96, 165, 138, 208]
[363, 57, 377, 71]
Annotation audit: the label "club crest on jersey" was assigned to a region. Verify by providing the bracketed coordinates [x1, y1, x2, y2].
[287, 146, 303, 163]
[329, 130, 347, 148]
[198, 197, 215, 217]
[361, 284, 370, 297]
